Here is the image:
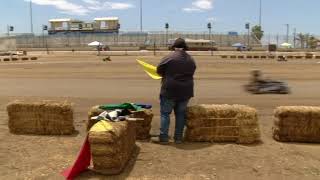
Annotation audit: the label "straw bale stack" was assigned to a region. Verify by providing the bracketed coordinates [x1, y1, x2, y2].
[7, 100, 74, 135]
[273, 106, 320, 143]
[130, 110, 153, 140]
[88, 120, 136, 175]
[185, 104, 260, 144]
[87, 106, 153, 140]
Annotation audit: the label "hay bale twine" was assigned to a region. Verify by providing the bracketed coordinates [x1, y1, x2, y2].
[7, 100, 74, 135]
[273, 106, 320, 143]
[88, 120, 136, 175]
[87, 106, 153, 140]
[185, 104, 260, 144]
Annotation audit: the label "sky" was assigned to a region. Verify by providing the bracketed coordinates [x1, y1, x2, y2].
[0, 0, 319, 35]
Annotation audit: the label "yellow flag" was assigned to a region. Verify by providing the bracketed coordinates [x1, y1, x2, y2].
[136, 59, 162, 80]
[90, 120, 113, 132]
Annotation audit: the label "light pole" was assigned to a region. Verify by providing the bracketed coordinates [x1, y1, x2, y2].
[285, 24, 289, 43]
[42, 25, 49, 54]
[42, 25, 45, 47]
[165, 23, 169, 47]
[246, 23, 250, 47]
[207, 23, 213, 55]
[207, 23, 212, 40]
[30, 0, 34, 34]
[293, 28, 296, 48]
[78, 24, 83, 47]
[7, 25, 14, 36]
[140, 0, 143, 32]
[259, 0, 262, 27]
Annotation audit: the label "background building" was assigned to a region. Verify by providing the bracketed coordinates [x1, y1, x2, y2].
[48, 17, 120, 35]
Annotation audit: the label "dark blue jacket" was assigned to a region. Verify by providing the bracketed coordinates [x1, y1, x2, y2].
[157, 50, 196, 101]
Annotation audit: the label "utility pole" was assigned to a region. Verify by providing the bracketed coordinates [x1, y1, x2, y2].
[285, 24, 289, 43]
[30, 0, 34, 34]
[140, 0, 143, 32]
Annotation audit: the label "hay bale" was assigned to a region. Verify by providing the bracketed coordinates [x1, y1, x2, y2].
[136, 126, 152, 140]
[7, 100, 74, 135]
[87, 106, 153, 140]
[30, 57, 38, 60]
[272, 106, 320, 143]
[88, 120, 136, 175]
[130, 110, 153, 140]
[185, 104, 260, 144]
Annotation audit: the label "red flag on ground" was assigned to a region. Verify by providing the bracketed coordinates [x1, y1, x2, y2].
[61, 136, 91, 180]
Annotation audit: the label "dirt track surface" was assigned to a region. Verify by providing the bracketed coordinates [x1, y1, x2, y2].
[0, 54, 320, 180]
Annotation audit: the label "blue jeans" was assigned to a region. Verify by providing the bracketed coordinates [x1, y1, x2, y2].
[159, 96, 190, 141]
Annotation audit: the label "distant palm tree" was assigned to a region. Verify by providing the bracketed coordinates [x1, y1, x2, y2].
[307, 36, 318, 49]
[251, 25, 264, 40]
[296, 33, 319, 49]
[296, 33, 306, 49]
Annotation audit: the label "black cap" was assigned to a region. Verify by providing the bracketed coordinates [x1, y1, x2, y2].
[172, 38, 188, 50]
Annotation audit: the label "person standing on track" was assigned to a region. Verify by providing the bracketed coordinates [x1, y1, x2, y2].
[153, 38, 196, 144]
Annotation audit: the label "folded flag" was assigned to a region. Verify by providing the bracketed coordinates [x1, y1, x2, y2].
[99, 103, 143, 111]
[135, 103, 152, 109]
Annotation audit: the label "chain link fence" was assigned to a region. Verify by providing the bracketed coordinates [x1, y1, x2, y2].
[10, 31, 260, 49]
[2, 31, 318, 51]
